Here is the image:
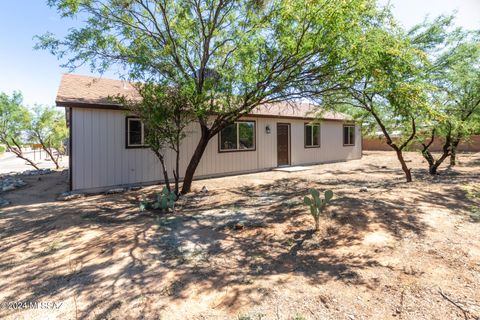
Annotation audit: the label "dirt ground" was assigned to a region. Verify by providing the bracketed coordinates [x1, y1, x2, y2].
[0, 151, 479, 320]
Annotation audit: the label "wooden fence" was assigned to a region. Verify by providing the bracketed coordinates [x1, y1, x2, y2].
[363, 135, 480, 152]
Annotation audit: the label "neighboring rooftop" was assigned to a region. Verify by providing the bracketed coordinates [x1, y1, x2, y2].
[56, 74, 351, 121]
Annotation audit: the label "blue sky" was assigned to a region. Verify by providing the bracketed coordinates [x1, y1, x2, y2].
[0, 1, 479, 108]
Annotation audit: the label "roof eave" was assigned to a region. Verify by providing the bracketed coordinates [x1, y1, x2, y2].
[56, 100, 125, 110]
[56, 100, 355, 122]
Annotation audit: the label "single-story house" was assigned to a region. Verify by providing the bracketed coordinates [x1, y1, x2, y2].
[56, 74, 362, 192]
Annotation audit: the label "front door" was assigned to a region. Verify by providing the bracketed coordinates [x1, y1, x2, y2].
[277, 123, 290, 166]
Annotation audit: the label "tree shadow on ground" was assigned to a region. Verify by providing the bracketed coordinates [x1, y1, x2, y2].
[0, 178, 385, 318]
[1, 156, 479, 319]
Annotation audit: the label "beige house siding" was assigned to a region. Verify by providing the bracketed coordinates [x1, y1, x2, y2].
[71, 108, 362, 192]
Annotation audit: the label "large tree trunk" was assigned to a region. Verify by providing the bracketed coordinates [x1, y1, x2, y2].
[424, 149, 451, 175]
[421, 148, 436, 174]
[421, 127, 451, 175]
[395, 149, 412, 182]
[421, 129, 436, 174]
[450, 138, 460, 166]
[370, 110, 416, 183]
[173, 139, 180, 197]
[153, 149, 171, 192]
[181, 126, 210, 194]
[160, 158, 171, 192]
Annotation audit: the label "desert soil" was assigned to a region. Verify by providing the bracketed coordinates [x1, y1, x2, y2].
[0, 151, 479, 320]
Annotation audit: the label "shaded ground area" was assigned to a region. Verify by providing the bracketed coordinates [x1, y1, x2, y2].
[0, 151, 479, 319]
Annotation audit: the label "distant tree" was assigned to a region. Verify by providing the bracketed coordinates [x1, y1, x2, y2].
[38, 0, 380, 193]
[118, 84, 195, 196]
[415, 20, 480, 172]
[28, 106, 68, 169]
[0, 92, 40, 169]
[322, 11, 432, 182]
[437, 37, 480, 167]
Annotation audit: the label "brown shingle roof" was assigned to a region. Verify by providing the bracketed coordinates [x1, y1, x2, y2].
[56, 74, 140, 106]
[250, 102, 350, 121]
[56, 74, 351, 121]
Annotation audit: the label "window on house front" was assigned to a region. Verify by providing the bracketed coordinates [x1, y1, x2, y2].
[343, 125, 355, 146]
[126, 117, 147, 148]
[219, 121, 255, 152]
[305, 124, 320, 148]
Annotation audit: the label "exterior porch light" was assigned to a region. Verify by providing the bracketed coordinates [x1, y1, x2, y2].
[265, 125, 271, 134]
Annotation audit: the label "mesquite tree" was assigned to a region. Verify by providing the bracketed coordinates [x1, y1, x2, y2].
[118, 84, 195, 195]
[37, 0, 380, 193]
[407, 16, 479, 173]
[436, 35, 480, 167]
[322, 13, 431, 182]
[0, 92, 40, 170]
[28, 106, 68, 169]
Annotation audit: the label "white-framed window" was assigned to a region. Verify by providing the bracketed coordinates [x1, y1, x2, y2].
[126, 117, 147, 148]
[305, 123, 320, 148]
[219, 121, 256, 152]
[343, 125, 355, 146]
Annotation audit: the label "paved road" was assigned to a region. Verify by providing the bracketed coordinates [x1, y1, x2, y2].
[0, 151, 68, 174]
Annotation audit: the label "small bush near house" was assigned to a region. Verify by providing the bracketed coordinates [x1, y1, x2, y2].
[303, 189, 334, 231]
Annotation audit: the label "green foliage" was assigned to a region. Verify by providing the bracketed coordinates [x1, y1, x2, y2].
[303, 189, 333, 231]
[430, 29, 480, 140]
[28, 106, 68, 168]
[319, 12, 478, 181]
[29, 106, 67, 150]
[0, 92, 67, 169]
[37, 0, 383, 194]
[0, 92, 31, 147]
[0, 92, 41, 168]
[118, 84, 195, 195]
[38, 0, 377, 104]
[0, 145, 5, 153]
[409, 18, 480, 171]
[328, 15, 431, 139]
[139, 187, 177, 212]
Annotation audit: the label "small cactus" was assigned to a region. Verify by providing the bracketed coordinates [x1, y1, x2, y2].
[303, 189, 333, 231]
[139, 186, 177, 212]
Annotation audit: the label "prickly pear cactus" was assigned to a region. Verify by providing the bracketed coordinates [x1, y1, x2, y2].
[303, 189, 333, 231]
[138, 187, 177, 212]
[139, 194, 150, 212]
